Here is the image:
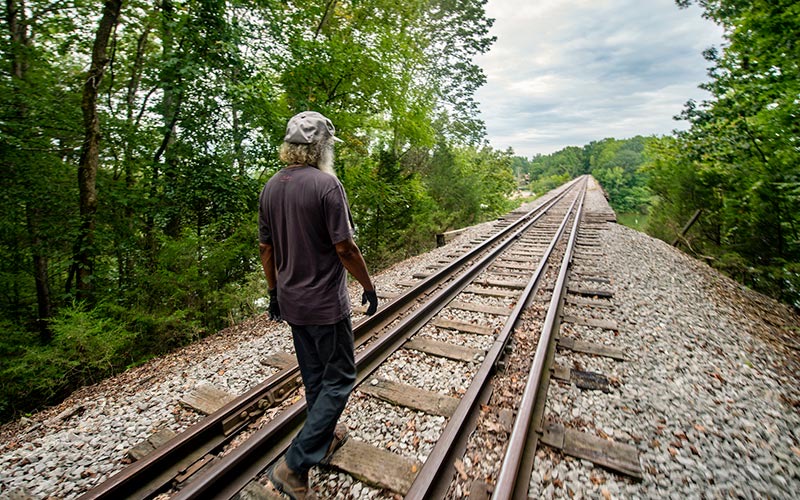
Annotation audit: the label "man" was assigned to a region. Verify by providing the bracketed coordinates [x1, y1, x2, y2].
[259, 111, 378, 499]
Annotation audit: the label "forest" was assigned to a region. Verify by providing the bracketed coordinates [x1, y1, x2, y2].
[2, 0, 797, 422]
[0, 0, 516, 421]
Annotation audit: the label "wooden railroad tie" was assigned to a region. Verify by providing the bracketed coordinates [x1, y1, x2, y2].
[327, 438, 421, 495]
[463, 285, 519, 298]
[552, 364, 611, 392]
[565, 295, 614, 308]
[492, 260, 537, 270]
[358, 378, 459, 418]
[396, 279, 420, 288]
[347, 378, 456, 493]
[538, 286, 614, 300]
[432, 318, 495, 335]
[490, 269, 531, 279]
[127, 428, 178, 461]
[540, 423, 642, 480]
[499, 255, 536, 263]
[572, 275, 612, 285]
[562, 314, 619, 331]
[179, 382, 235, 415]
[474, 277, 527, 289]
[557, 337, 627, 361]
[404, 336, 485, 363]
[508, 251, 540, 258]
[449, 300, 511, 316]
[568, 286, 614, 299]
[260, 351, 296, 370]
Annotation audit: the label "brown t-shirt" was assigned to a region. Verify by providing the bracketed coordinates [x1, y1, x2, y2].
[258, 165, 354, 325]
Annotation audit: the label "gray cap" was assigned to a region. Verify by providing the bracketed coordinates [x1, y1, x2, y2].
[284, 111, 342, 144]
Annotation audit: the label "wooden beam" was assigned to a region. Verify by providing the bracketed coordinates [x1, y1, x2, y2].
[179, 383, 235, 415]
[463, 286, 519, 298]
[358, 378, 459, 417]
[432, 318, 495, 336]
[558, 337, 627, 361]
[562, 315, 619, 331]
[404, 337, 484, 363]
[565, 296, 613, 308]
[449, 300, 510, 316]
[540, 423, 642, 480]
[672, 209, 703, 247]
[127, 428, 177, 461]
[260, 351, 296, 370]
[568, 287, 614, 299]
[328, 439, 422, 495]
[475, 278, 527, 289]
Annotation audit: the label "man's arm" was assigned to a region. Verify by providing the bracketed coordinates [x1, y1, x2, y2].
[260, 242, 282, 321]
[334, 237, 374, 291]
[259, 242, 277, 290]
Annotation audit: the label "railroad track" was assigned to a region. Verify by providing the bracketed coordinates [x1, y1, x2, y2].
[80, 175, 641, 499]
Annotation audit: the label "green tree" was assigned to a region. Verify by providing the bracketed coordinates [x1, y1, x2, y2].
[75, 0, 123, 301]
[647, 0, 800, 305]
[525, 137, 652, 213]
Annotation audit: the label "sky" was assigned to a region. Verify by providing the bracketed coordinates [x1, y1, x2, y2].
[474, 0, 726, 157]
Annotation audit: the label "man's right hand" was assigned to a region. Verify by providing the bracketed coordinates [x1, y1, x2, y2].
[268, 288, 282, 322]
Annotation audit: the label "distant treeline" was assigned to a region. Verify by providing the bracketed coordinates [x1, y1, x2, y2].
[517, 1, 799, 312]
[512, 136, 653, 215]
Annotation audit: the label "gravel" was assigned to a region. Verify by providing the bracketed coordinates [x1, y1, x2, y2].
[1, 179, 798, 499]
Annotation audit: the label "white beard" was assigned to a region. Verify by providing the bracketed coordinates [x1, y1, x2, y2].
[318, 144, 336, 177]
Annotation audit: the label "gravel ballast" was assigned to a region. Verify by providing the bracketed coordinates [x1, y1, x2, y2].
[1, 182, 799, 499]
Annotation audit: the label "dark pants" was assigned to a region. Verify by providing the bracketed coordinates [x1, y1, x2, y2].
[285, 317, 356, 475]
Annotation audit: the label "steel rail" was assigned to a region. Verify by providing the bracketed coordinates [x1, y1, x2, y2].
[79, 180, 583, 500]
[171, 180, 585, 499]
[492, 183, 586, 499]
[404, 177, 588, 499]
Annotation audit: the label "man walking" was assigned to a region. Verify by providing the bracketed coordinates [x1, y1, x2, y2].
[259, 111, 378, 499]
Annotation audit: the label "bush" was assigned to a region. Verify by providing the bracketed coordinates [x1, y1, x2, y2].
[529, 173, 570, 196]
[0, 303, 136, 421]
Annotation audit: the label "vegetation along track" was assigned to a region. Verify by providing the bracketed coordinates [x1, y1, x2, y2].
[79, 175, 641, 499]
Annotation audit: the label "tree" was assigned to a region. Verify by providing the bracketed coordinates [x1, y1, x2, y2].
[75, 0, 123, 301]
[647, 0, 800, 305]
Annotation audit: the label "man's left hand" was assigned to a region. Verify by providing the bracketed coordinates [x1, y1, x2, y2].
[361, 289, 378, 316]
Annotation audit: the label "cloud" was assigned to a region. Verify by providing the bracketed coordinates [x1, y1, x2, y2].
[475, 0, 724, 156]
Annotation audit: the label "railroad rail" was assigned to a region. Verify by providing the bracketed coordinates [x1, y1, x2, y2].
[80, 179, 586, 499]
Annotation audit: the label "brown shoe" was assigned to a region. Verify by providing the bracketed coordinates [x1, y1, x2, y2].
[267, 457, 316, 500]
[321, 424, 350, 464]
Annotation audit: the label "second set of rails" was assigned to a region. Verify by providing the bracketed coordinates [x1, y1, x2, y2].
[81, 175, 618, 499]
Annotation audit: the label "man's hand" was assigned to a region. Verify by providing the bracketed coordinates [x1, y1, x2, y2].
[361, 289, 378, 316]
[268, 288, 282, 322]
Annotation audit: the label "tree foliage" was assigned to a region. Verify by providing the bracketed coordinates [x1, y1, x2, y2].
[518, 137, 654, 214]
[647, 0, 800, 307]
[0, 0, 512, 420]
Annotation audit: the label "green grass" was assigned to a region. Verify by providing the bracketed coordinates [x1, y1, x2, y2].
[617, 212, 649, 231]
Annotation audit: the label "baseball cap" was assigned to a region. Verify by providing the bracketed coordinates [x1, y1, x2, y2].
[284, 111, 343, 144]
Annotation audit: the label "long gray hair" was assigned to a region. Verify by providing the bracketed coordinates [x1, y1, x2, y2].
[278, 138, 336, 177]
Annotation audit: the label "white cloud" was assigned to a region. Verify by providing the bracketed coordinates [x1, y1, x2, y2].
[475, 0, 725, 156]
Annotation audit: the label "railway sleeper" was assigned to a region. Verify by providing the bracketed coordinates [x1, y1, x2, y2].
[551, 364, 611, 393]
[539, 422, 642, 480]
